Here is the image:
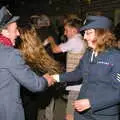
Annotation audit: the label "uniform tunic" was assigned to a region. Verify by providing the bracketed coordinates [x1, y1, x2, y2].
[60, 48, 120, 120]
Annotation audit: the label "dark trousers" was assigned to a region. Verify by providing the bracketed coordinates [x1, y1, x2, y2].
[21, 87, 38, 120]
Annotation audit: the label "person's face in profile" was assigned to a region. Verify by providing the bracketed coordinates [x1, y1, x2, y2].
[7, 22, 20, 46]
[64, 25, 77, 39]
[84, 29, 96, 49]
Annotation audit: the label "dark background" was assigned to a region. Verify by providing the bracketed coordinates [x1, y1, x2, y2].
[0, 0, 120, 24]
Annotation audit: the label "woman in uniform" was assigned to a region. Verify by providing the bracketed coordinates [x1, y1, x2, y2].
[51, 15, 120, 120]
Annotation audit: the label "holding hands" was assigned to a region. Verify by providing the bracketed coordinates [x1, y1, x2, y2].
[43, 73, 56, 86]
[43, 73, 59, 86]
[47, 36, 54, 42]
[43, 74, 91, 112]
[42, 36, 54, 46]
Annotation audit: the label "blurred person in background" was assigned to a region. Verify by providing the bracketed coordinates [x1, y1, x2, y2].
[30, 14, 67, 120]
[30, 14, 67, 68]
[18, 22, 64, 120]
[47, 18, 87, 120]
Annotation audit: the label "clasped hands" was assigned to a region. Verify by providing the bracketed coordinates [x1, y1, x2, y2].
[43, 73, 56, 87]
[43, 73, 91, 112]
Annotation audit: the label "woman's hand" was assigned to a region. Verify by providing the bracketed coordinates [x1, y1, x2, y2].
[43, 73, 56, 86]
[72, 99, 91, 112]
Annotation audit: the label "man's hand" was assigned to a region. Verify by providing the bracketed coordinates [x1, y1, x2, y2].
[43, 73, 56, 87]
[47, 36, 54, 42]
[72, 99, 91, 112]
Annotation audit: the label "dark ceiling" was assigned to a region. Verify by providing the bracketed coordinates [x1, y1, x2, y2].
[0, 0, 83, 17]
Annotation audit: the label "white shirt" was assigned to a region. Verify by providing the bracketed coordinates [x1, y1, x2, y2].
[59, 33, 87, 91]
[59, 33, 86, 53]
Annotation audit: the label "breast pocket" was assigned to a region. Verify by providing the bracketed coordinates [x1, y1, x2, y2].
[95, 64, 113, 76]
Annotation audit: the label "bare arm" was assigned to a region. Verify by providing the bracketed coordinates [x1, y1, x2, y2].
[48, 36, 62, 53]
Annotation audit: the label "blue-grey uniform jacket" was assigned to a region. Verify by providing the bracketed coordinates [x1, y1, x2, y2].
[0, 44, 48, 120]
[60, 48, 120, 119]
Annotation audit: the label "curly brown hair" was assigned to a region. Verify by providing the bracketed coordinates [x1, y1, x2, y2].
[18, 23, 63, 75]
[94, 29, 117, 53]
